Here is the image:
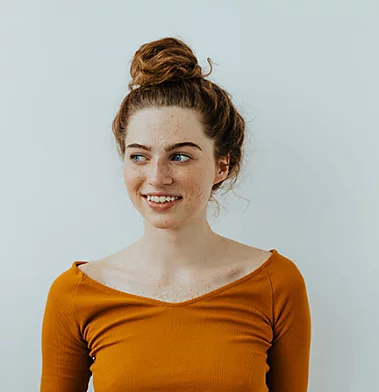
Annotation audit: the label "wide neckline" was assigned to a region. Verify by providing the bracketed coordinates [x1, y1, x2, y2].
[73, 248, 278, 307]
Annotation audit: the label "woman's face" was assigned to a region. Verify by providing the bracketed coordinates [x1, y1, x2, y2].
[123, 106, 229, 229]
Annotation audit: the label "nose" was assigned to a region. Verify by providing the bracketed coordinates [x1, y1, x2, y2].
[147, 159, 173, 186]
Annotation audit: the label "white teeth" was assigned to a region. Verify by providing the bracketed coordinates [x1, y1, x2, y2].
[146, 195, 180, 203]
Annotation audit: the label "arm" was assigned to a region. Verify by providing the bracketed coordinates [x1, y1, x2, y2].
[266, 274, 312, 392]
[40, 272, 93, 392]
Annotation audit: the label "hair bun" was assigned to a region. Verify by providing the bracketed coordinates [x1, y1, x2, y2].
[128, 37, 212, 90]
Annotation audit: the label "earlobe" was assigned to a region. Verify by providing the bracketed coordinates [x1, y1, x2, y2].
[213, 170, 228, 187]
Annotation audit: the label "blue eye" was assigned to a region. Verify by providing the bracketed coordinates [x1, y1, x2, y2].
[171, 153, 190, 162]
[130, 154, 145, 162]
[129, 153, 190, 163]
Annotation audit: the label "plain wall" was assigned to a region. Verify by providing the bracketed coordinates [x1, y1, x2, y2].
[1, 1, 378, 391]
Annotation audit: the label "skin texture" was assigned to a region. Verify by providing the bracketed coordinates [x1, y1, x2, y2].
[121, 105, 231, 278]
[78, 105, 272, 300]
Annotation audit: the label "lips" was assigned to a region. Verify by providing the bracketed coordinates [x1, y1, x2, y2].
[142, 194, 183, 211]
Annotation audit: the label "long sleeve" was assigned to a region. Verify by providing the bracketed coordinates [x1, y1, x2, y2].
[40, 270, 93, 392]
[266, 271, 312, 392]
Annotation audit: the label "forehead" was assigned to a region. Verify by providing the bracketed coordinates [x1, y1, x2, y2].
[126, 106, 203, 141]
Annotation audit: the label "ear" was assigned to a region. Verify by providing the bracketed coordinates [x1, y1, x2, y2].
[214, 153, 230, 185]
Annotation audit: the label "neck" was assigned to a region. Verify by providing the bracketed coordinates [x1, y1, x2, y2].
[133, 220, 226, 276]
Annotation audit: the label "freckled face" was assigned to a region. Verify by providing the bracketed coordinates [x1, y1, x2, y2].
[123, 106, 225, 229]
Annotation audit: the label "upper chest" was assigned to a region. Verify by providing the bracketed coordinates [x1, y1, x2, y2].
[78, 247, 272, 304]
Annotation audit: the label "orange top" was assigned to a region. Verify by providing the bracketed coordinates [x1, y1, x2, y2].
[40, 248, 311, 392]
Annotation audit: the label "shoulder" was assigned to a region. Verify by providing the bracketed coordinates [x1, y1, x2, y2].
[264, 250, 309, 300]
[220, 237, 273, 268]
[43, 262, 87, 316]
[77, 259, 104, 282]
[48, 261, 93, 299]
[267, 251, 306, 280]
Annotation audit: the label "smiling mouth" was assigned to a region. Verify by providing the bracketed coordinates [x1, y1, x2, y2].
[142, 195, 183, 200]
[142, 195, 183, 209]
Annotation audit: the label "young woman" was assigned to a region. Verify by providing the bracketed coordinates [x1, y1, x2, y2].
[40, 36, 311, 392]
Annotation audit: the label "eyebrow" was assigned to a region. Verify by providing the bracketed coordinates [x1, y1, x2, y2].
[126, 142, 202, 152]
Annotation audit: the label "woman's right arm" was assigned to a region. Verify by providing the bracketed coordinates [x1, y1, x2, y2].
[40, 272, 93, 392]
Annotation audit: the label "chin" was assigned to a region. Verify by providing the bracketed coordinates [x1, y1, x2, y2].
[144, 216, 186, 230]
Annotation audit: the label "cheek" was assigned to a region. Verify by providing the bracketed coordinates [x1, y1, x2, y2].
[180, 167, 214, 199]
[123, 167, 142, 191]
[123, 166, 129, 186]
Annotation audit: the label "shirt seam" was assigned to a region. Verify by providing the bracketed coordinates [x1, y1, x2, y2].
[264, 266, 275, 327]
[72, 272, 85, 340]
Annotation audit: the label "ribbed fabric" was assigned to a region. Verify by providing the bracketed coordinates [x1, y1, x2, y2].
[40, 248, 311, 392]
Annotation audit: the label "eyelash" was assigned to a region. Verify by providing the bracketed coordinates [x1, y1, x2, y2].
[129, 153, 191, 163]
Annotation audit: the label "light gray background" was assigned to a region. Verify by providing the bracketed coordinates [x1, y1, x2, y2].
[1, 1, 378, 391]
